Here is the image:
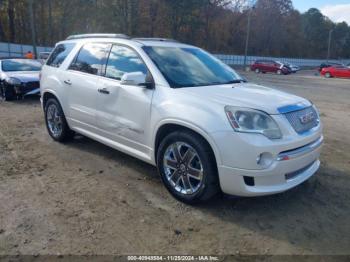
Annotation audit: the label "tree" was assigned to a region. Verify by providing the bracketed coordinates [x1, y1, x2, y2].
[0, 0, 349, 59]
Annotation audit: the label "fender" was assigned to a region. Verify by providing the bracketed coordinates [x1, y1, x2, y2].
[152, 118, 223, 166]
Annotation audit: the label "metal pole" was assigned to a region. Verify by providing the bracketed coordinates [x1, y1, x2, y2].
[327, 29, 333, 62]
[243, 7, 253, 68]
[28, 0, 37, 58]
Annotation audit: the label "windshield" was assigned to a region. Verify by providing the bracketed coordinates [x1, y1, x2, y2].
[1, 59, 42, 72]
[142, 46, 244, 88]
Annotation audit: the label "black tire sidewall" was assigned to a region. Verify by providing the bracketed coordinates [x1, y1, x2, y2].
[2, 85, 15, 101]
[44, 98, 72, 142]
[157, 131, 218, 204]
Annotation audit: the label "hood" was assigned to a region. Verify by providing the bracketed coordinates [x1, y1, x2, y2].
[176, 83, 311, 115]
[3, 71, 40, 83]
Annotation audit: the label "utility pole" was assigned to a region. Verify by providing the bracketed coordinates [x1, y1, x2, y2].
[327, 29, 333, 62]
[243, 3, 254, 69]
[28, 0, 37, 58]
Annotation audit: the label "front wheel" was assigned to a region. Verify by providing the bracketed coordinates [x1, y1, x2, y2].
[157, 130, 219, 204]
[325, 72, 332, 78]
[277, 69, 282, 75]
[44, 98, 74, 142]
[1, 85, 15, 101]
[255, 68, 260, 73]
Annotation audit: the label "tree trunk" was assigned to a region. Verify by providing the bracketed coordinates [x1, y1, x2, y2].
[8, 0, 15, 42]
[48, 0, 53, 45]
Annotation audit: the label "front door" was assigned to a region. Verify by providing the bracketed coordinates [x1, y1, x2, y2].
[96, 44, 154, 154]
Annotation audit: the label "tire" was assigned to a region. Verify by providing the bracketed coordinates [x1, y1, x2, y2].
[255, 68, 260, 73]
[277, 69, 282, 75]
[44, 98, 74, 142]
[1, 85, 15, 101]
[157, 130, 219, 204]
[325, 72, 331, 78]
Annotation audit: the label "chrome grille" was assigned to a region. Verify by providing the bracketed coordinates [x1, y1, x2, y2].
[284, 106, 319, 134]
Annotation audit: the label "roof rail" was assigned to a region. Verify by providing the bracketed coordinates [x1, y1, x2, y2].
[133, 38, 179, 43]
[66, 33, 130, 40]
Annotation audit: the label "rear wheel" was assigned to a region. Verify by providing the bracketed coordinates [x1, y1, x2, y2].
[325, 72, 332, 78]
[277, 69, 282, 75]
[157, 130, 219, 204]
[44, 98, 74, 142]
[255, 68, 260, 73]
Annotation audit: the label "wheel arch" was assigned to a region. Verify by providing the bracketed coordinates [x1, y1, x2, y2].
[42, 90, 67, 113]
[153, 120, 222, 167]
[324, 71, 332, 77]
[42, 91, 58, 108]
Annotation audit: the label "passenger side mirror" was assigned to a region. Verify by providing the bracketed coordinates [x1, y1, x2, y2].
[120, 72, 154, 89]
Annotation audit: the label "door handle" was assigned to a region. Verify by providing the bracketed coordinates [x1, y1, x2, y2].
[98, 88, 110, 94]
[64, 80, 72, 85]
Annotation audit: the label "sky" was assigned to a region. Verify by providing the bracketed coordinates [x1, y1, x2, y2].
[292, 0, 350, 24]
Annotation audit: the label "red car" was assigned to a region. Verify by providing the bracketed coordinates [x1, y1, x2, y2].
[321, 65, 350, 78]
[251, 60, 291, 75]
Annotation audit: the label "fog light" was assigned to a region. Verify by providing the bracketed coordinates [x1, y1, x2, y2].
[256, 152, 273, 167]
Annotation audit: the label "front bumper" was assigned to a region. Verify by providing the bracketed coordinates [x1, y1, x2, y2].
[217, 135, 323, 196]
[13, 82, 40, 96]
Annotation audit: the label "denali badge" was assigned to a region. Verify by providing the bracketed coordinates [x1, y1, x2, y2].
[299, 111, 315, 124]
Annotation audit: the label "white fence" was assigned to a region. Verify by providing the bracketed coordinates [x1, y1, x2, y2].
[0, 42, 52, 58]
[215, 54, 350, 67]
[1, 41, 349, 67]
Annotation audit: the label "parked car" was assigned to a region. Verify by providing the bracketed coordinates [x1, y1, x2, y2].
[318, 62, 344, 72]
[251, 60, 291, 75]
[320, 65, 350, 78]
[0, 58, 42, 100]
[38, 52, 52, 64]
[284, 62, 300, 73]
[40, 34, 323, 203]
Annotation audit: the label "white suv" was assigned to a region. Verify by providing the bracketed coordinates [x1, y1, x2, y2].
[40, 34, 323, 203]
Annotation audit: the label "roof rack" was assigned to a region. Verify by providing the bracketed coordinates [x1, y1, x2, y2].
[133, 38, 179, 43]
[66, 33, 130, 40]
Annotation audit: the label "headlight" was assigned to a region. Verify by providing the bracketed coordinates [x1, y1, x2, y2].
[225, 106, 282, 139]
[6, 77, 21, 86]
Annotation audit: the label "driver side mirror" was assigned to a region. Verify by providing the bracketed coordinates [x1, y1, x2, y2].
[120, 72, 154, 89]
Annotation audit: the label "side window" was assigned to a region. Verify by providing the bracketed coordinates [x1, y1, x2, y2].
[69, 43, 110, 76]
[46, 43, 75, 68]
[105, 45, 148, 80]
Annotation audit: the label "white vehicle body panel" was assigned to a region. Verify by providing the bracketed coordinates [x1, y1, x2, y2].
[40, 37, 323, 196]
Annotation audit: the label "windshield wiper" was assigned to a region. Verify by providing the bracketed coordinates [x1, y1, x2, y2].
[224, 79, 247, 84]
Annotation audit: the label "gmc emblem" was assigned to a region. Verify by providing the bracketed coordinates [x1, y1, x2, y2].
[299, 112, 315, 124]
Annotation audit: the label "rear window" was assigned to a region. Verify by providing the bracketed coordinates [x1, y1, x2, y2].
[46, 43, 75, 68]
[69, 43, 110, 76]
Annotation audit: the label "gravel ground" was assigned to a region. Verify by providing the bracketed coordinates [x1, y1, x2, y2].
[0, 70, 349, 256]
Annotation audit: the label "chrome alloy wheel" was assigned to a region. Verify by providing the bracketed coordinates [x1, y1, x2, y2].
[163, 142, 204, 195]
[46, 103, 63, 138]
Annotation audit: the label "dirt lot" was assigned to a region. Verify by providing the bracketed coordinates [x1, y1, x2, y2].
[0, 70, 349, 256]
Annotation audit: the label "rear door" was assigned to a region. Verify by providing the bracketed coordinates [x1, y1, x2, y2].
[265, 61, 274, 72]
[64, 42, 111, 130]
[259, 60, 268, 72]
